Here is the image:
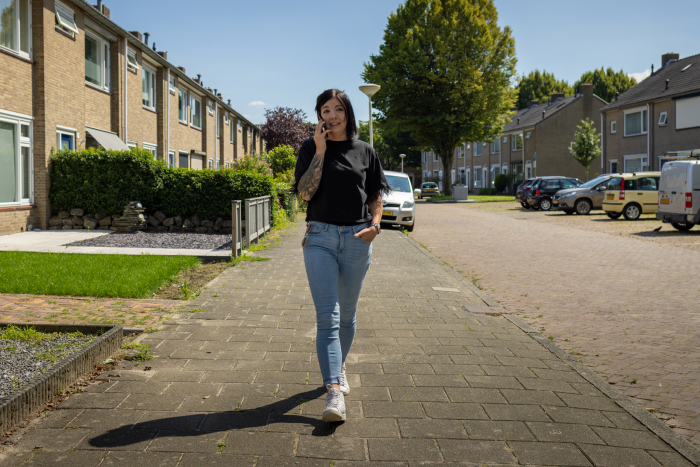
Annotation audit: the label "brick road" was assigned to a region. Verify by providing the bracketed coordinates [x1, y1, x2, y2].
[1, 222, 696, 465]
[411, 199, 700, 445]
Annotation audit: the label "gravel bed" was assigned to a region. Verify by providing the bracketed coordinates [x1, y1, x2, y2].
[67, 231, 233, 250]
[0, 330, 96, 399]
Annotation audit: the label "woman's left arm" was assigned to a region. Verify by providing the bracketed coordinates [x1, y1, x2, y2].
[354, 191, 382, 242]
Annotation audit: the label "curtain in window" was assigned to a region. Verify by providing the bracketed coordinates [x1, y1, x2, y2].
[85, 36, 100, 85]
[625, 112, 642, 135]
[19, 0, 28, 53]
[21, 146, 29, 199]
[0, 0, 16, 51]
[0, 122, 17, 203]
[625, 157, 643, 173]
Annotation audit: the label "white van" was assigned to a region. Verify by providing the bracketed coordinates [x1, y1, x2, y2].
[656, 160, 700, 231]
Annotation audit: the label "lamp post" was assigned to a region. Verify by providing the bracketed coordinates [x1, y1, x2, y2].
[359, 84, 381, 147]
[399, 153, 406, 173]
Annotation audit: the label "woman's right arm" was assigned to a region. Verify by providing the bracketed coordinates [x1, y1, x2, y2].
[298, 120, 330, 202]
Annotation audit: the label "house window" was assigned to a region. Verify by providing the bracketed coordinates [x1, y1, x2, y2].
[168, 151, 175, 167]
[1, 0, 30, 58]
[54, 0, 77, 37]
[208, 158, 213, 169]
[216, 109, 220, 138]
[0, 113, 32, 204]
[458, 168, 466, 185]
[168, 75, 175, 93]
[525, 163, 532, 179]
[502, 136, 507, 143]
[127, 140, 136, 149]
[207, 100, 214, 116]
[216, 159, 220, 170]
[230, 115, 234, 143]
[178, 88, 187, 123]
[624, 155, 648, 173]
[142, 64, 156, 110]
[143, 143, 157, 158]
[85, 30, 110, 92]
[179, 151, 189, 169]
[512, 133, 523, 151]
[676, 95, 700, 130]
[610, 160, 618, 173]
[611, 121, 617, 134]
[502, 164, 507, 176]
[624, 108, 648, 136]
[421, 152, 427, 163]
[457, 146, 464, 158]
[126, 49, 138, 72]
[432, 151, 438, 162]
[56, 128, 75, 151]
[491, 165, 501, 187]
[238, 120, 242, 132]
[491, 138, 500, 154]
[474, 167, 482, 188]
[475, 143, 482, 156]
[658, 112, 668, 126]
[190, 95, 202, 129]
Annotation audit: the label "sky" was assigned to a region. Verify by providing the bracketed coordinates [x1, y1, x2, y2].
[111, 0, 698, 125]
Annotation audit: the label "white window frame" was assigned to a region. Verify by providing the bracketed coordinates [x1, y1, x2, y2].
[216, 159, 220, 170]
[658, 111, 668, 126]
[127, 140, 137, 149]
[55, 0, 78, 37]
[230, 115, 234, 143]
[190, 94, 202, 129]
[502, 136, 507, 143]
[84, 29, 110, 92]
[238, 119, 242, 132]
[207, 100, 214, 116]
[142, 63, 157, 111]
[491, 165, 501, 187]
[178, 87, 187, 123]
[474, 166, 482, 188]
[475, 143, 482, 156]
[432, 151, 438, 162]
[623, 106, 648, 136]
[1, 0, 31, 59]
[457, 146, 465, 158]
[208, 158, 213, 169]
[143, 142, 157, 159]
[611, 121, 617, 134]
[502, 164, 508, 176]
[512, 133, 523, 151]
[491, 138, 500, 154]
[224, 113, 229, 125]
[168, 150, 175, 167]
[56, 127, 75, 152]
[168, 75, 175, 93]
[0, 112, 33, 206]
[216, 107, 220, 139]
[623, 154, 648, 173]
[126, 48, 139, 72]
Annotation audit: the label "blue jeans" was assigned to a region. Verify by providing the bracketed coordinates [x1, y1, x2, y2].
[303, 221, 372, 386]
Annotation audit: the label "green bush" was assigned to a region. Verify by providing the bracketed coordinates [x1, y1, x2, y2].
[494, 174, 508, 193]
[230, 154, 272, 176]
[50, 149, 276, 220]
[479, 187, 498, 195]
[265, 145, 297, 177]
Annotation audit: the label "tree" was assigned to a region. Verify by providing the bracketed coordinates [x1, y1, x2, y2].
[264, 145, 296, 177]
[573, 68, 636, 104]
[515, 70, 572, 109]
[260, 107, 314, 154]
[358, 120, 421, 171]
[363, 0, 517, 196]
[569, 118, 601, 181]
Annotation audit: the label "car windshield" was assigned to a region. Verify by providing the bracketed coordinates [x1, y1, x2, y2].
[579, 176, 608, 189]
[422, 183, 437, 189]
[387, 175, 411, 192]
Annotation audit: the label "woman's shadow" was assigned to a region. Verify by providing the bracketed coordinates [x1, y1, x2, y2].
[88, 386, 333, 448]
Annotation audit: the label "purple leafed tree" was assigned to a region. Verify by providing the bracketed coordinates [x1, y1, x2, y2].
[260, 107, 315, 154]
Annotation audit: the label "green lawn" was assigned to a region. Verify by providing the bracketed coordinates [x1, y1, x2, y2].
[0, 252, 200, 298]
[426, 195, 515, 202]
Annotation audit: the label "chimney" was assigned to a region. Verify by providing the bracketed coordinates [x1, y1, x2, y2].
[662, 53, 680, 68]
[152, 42, 156, 51]
[550, 92, 565, 103]
[196, 74, 201, 84]
[651, 64, 654, 74]
[94, 0, 108, 17]
[527, 100, 539, 108]
[517, 117, 520, 125]
[579, 83, 593, 99]
[228, 99, 231, 105]
[177, 66, 186, 73]
[129, 31, 142, 42]
[144, 32, 150, 46]
[157, 51, 167, 60]
[217, 93, 222, 99]
[214, 89, 218, 96]
[665, 79, 670, 91]
[615, 92, 619, 102]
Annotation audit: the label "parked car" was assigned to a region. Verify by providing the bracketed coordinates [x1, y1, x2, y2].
[656, 160, 700, 230]
[419, 182, 440, 199]
[527, 177, 583, 211]
[382, 170, 416, 231]
[553, 174, 615, 215]
[515, 179, 536, 209]
[602, 172, 661, 220]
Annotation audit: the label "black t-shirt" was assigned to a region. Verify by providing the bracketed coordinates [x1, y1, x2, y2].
[294, 138, 389, 225]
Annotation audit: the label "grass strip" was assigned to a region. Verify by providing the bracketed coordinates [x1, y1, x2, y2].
[0, 252, 200, 298]
[426, 195, 514, 202]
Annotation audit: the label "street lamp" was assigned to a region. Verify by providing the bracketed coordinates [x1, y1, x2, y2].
[399, 153, 406, 173]
[359, 84, 381, 147]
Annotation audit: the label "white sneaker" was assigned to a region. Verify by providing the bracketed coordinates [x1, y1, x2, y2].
[322, 386, 346, 422]
[339, 362, 350, 395]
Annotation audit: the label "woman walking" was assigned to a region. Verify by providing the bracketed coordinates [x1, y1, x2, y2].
[294, 89, 388, 422]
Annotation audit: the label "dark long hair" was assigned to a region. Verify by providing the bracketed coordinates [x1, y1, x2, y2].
[315, 89, 358, 140]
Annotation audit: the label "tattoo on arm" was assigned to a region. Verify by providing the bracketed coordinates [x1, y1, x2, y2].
[369, 191, 382, 223]
[298, 154, 324, 201]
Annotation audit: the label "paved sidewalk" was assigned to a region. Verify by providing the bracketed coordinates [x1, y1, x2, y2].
[1, 223, 697, 466]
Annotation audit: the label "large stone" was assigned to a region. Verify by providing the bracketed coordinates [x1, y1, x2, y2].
[48, 226, 61, 231]
[71, 215, 84, 226]
[98, 217, 112, 226]
[182, 227, 194, 233]
[72, 226, 85, 230]
[194, 227, 207, 234]
[83, 217, 98, 229]
[162, 217, 175, 227]
[174, 215, 183, 227]
[58, 211, 70, 219]
[221, 228, 232, 235]
[111, 214, 121, 219]
[48, 217, 63, 227]
[192, 214, 201, 227]
[156, 226, 168, 233]
[201, 220, 214, 228]
[154, 211, 166, 222]
[148, 215, 160, 227]
[112, 201, 148, 232]
[222, 220, 233, 229]
[86, 213, 95, 220]
[109, 226, 118, 231]
[61, 225, 72, 230]
[206, 228, 217, 234]
[183, 218, 193, 229]
[214, 217, 223, 231]
[69, 208, 84, 217]
[62, 218, 73, 226]
[169, 225, 183, 233]
[95, 212, 106, 220]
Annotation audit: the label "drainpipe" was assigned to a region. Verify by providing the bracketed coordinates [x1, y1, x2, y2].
[647, 103, 650, 170]
[166, 68, 170, 163]
[124, 37, 128, 144]
[600, 114, 604, 172]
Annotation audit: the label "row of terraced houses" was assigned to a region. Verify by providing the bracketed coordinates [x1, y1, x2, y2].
[422, 53, 700, 194]
[0, 0, 264, 236]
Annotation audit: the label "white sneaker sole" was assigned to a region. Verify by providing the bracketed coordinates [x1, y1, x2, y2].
[322, 408, 346, 422]
[340, 385, 350, 396]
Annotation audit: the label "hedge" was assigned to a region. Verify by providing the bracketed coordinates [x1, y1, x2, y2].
[50, 149, 283, 221]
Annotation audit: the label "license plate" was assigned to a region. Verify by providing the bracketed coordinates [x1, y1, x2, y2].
[553, 200, 558, 204]
[607, 194, 614, 200]
[382, 210, 393, 216]
[661, 198, 670, 204]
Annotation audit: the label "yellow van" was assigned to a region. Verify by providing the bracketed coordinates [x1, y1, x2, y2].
[602, 172, 661, 220]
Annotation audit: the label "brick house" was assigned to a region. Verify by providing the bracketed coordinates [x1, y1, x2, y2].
[0, 0, 264, 236]
[421, 83, 607, 193]
[600, 53, 700, 174]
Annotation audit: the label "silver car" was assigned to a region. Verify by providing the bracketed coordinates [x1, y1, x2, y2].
[553, 174, 614, 215]
[381, 170, 416, 231]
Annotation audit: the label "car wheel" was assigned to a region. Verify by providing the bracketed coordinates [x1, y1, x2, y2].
[622, 203, 642, 221]
[539, 198, 552, 211]
[606, 211, 622, 219]
[564, 209, 574, 215]
[406, 222, 415, 232]
[671, 222, 694, 231]
[575, 199, 592, 215]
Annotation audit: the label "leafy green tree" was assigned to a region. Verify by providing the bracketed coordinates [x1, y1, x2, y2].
[363, 0, 517, 196]
[515, 70, 572, 109]
[264, 145, 296, 177]
[358, 119, 421, 171]
[573, 68, 636, 103]
[569, 118, 601, 181]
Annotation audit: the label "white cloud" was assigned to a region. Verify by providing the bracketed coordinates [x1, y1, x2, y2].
[628, 69, 651, 82]
[248, 101, 265, 106]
